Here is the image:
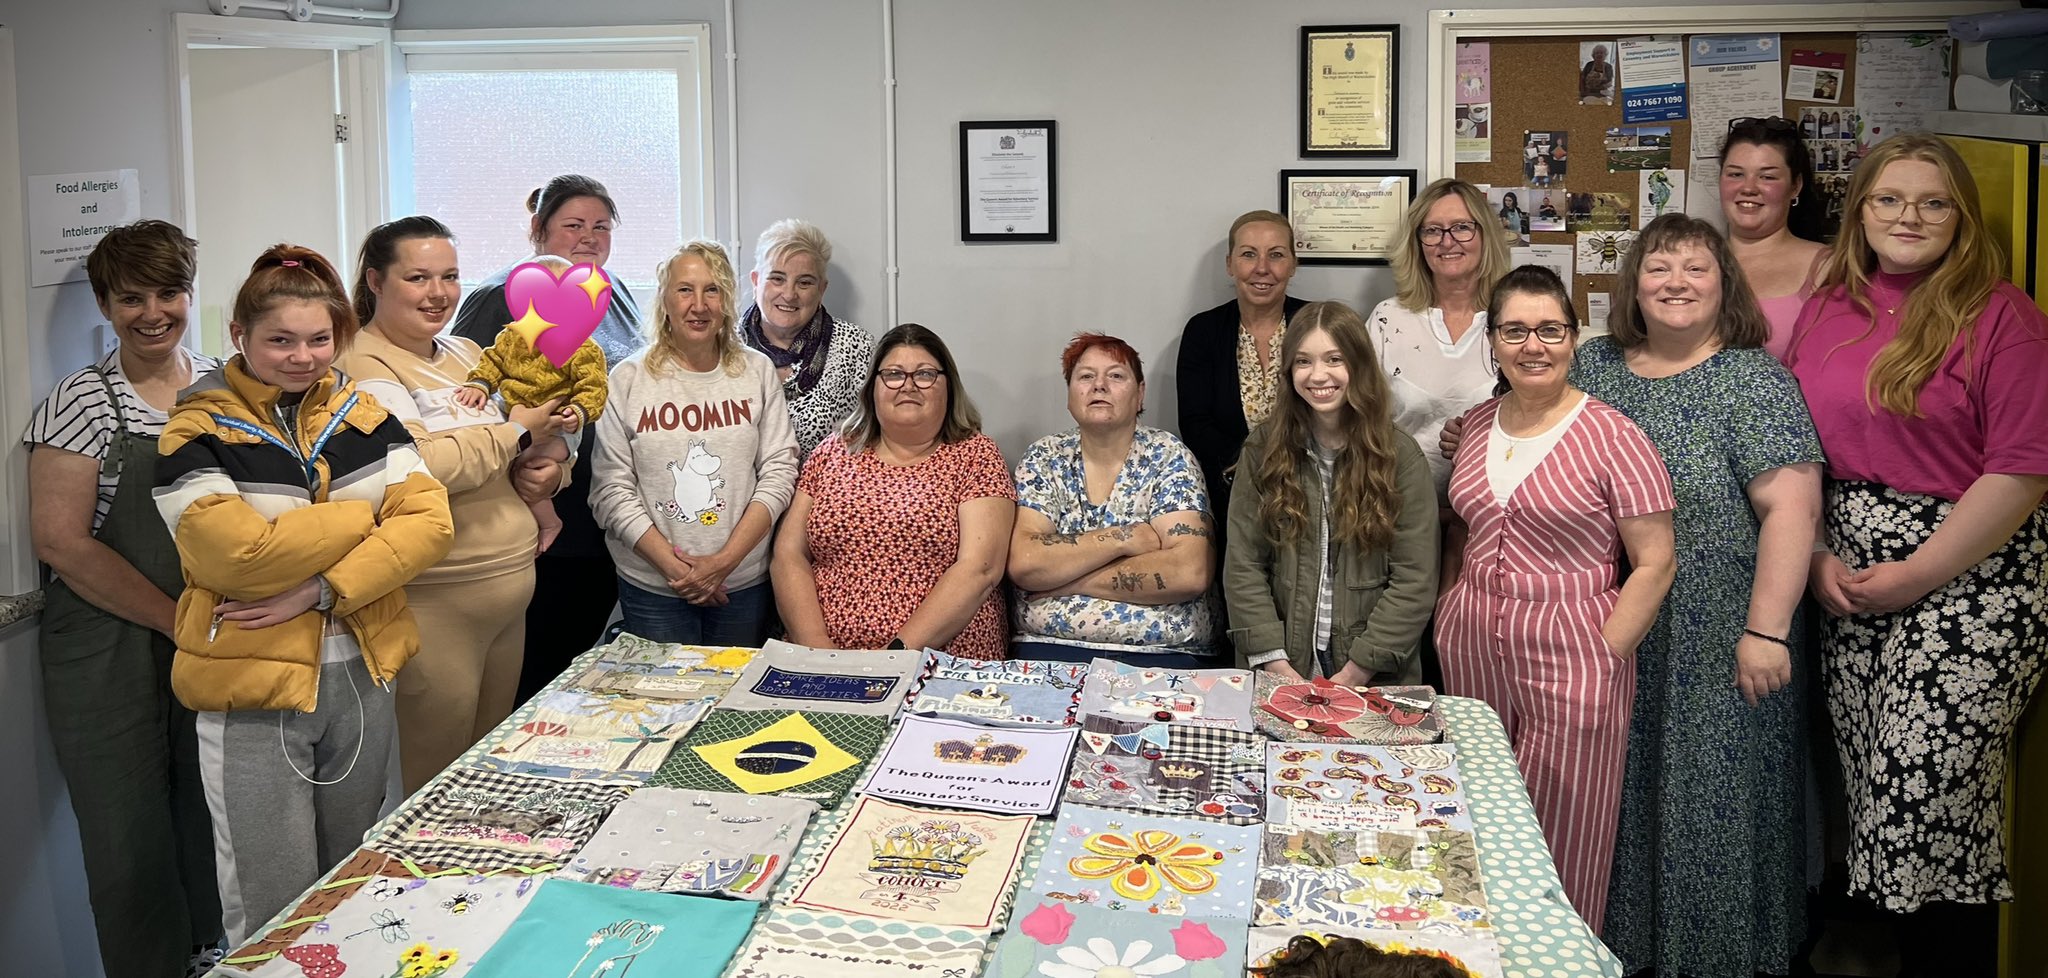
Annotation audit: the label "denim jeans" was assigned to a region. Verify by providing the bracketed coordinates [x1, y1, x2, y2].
[615, 577, 770, 646]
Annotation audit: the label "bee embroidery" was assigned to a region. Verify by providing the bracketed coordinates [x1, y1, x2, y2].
[441, 890, 482, 915]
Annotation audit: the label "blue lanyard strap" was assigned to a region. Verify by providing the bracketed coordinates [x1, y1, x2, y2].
[210, 392, 359, 486]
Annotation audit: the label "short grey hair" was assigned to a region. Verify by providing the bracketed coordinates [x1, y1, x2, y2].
[752, 218, 833, 275]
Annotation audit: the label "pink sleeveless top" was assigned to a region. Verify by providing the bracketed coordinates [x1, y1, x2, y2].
[1757, 251, 1825, 363]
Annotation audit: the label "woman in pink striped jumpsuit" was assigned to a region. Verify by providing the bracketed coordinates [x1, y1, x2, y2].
[1435, 265, 1676, 933]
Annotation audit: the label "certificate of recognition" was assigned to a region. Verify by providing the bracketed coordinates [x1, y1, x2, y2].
[959, 121, 1057, 242]
[1281, 169, 1416, 265]
[1301, 25, 1400, 157]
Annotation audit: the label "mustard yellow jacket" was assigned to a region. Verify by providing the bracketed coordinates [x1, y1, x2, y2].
[464, 329, 608, 427]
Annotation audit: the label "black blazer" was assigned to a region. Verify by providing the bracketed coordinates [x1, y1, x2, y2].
[1175, 295, 1308, 522]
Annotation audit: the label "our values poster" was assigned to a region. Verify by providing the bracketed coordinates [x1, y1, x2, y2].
[1688, 35, 1783, 159]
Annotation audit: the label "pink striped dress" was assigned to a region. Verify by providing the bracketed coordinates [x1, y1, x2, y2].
[1435, 394, 1673, 934]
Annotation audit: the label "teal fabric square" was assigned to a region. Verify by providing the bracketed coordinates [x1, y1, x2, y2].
[464, 879, 757, 978]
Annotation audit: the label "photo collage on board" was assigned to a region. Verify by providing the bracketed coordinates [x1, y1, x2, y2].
[1803, 106, 1865, 226]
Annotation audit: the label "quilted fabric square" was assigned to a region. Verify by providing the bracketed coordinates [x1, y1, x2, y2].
[904, 650, 1086, 727]
[230, 868, 540, 977]
[368, 770, 634, 872]
[1253, 826, 1491, 932]
[1247, 923, 1505, 978]
[556, 787, 817, 900]
[994, 901, 1248, 978]
[592, 633, 758, 672]
[714, 639, 922, 715]
[1065, 715, 1267, 824]
[1075, 658, 1255, 730]
[646, 709, 890, 806]
[1023, 804, 1261, 920]
[463, 879, 758, 978]
[467, 689, 709, 781]
[568, 636, 756, 700]
[1266, 742, 1473, 833]
[1252, 674, 1446, 745]
[786, 796, 1035, 930]
[727, 907, 990, 978]
[860, 713, 1079, 815]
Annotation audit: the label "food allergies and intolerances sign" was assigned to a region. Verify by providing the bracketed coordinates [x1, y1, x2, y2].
[29, 169, 141, 287]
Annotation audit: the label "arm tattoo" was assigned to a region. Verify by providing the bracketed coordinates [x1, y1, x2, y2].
[1154, 573, 1167, 591]
[1031, 531, 1081, 547]
[1166, 522, 1212, 539]
[1111, 571, 1146, 593]
[1106, 525, 1137, 542]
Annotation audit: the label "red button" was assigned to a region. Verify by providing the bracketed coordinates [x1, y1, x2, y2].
[1153, 710, 1173, 721]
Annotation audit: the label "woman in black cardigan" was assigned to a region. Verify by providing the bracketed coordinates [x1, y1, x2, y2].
[1176, 209, 1307, 555]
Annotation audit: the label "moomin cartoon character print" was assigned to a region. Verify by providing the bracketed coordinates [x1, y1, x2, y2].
[662, 441, 726, 525]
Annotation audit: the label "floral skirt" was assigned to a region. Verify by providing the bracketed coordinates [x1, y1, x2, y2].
[1822, 480, 2048, 911]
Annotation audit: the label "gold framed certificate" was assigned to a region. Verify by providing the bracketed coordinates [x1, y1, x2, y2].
[1281, 169, 1416, 265]
[1300, 25, 1399, 158]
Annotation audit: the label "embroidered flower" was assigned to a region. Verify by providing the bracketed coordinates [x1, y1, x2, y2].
[1037, 937, 1188, 977]
[699, 510, 720, 525]
[1067, 829, 1224, 901]
[1168, 920, 1228, 961]
[1018, 900, 1077, 944]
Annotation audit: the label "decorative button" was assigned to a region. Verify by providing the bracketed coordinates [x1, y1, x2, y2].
[1153, 710, 1173, 721]
[1141, 747, 1163, 760]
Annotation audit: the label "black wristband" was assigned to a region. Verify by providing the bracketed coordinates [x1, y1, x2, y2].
[1742, 628, 1791, 648]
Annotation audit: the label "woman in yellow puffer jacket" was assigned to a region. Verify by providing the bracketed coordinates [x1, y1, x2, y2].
[153, 243, 452, 944]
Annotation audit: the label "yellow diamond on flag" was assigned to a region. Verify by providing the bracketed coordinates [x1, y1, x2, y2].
[692, 712, 858, 794]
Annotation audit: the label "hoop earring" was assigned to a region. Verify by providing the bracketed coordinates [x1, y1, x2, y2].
[1791, 195, 1801, 207]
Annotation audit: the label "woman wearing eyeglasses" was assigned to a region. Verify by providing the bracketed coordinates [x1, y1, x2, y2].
[1436, 264, 1676, 934]
[773, 323, 1016, 659]
[1787, 133, 2048, 970]
[1718, 117, 1829, 359]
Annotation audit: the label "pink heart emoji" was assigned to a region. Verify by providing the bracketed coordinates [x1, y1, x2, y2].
[503, 261, 614, 367]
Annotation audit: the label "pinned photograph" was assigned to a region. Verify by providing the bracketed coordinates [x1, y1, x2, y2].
[1638, 169, 1686, 226]
[1787, 49, 1848, 105]
[1805, 105, 1864, 144]
[1530, 189, 1569, 232]
[1487, 186, 1532, 245]
[1524, 130, 1569, 185]
[1576, 230, 1638, 275]
[1567, 192, 1632, 232]
[1455, 104, 1493, 163]
[1604, 126, 1674, 171]
[1579, 40, 1618, 105]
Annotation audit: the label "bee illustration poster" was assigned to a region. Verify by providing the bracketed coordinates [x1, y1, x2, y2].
[716, 639, 922, 716]
[1575, 229, 1638, 275]
[369, 770, 634, 873]
[464, 880, 757, 978]
[860, 714, 1079, 815]
[1266, 742, 1473, 834]
[647, 709, 892, 807]
[992, 901, 1249, 978]
[556, 787, 818, 901]
[1023, 804, 1261, 920]
[786, 796, 1034, 929]
[237, 872, 540, 978]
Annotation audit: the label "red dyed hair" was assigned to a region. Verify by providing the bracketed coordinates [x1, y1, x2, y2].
[1059, 332, 1144, 383]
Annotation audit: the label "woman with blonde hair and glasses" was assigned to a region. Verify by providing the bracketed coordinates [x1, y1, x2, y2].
[1788, 133, 2048, 972]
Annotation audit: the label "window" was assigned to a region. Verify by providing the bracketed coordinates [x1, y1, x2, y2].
[396, 27, 712, 292]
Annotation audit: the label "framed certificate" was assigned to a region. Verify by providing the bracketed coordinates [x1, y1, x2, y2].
[1300, 25, 1399, 158]
[1280, 169, 1417, 265]
[959, 120, 1057, 242]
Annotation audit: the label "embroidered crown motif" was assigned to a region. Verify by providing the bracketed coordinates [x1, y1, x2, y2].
[1155, 761, 1207, 781]
[933, 734, 1028, 766]
[868, 820, 989, 880]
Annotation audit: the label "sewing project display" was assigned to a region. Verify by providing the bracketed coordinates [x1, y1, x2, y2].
[566, 637, 756, 700]
[728, 907, 991, 978]
[469, 689, 709, 781]
[1253, 826, 1491, 932]
[1247, 923, 1505, 978]
[1076, 658, 1255, 730]
[463, 879, 758, 978]
[905, 650, 1086, 727]
[992, 901, 1249, 978]
[1023, 804, 1261, 920]
[785, 796, 1035, 930]
[555, 787, 816, 900]
[647, 709, 891, 806]
[1266, 743, 1473, 833]
[715, 639, 921, 716]
[369, 770, 634, 873]
[1066, 715, 1267, 824]
[233, 872, 540, 978]
[1252, 674, 1446, 745]
[859, 713, 1080, 815]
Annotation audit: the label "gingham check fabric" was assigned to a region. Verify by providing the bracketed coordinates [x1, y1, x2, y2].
[366, 769, 634, 873]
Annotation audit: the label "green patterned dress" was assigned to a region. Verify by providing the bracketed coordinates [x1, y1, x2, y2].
[1571, 338, 1824, 978]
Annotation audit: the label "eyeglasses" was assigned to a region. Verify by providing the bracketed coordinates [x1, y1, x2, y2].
[877, 367, 946, 389]
[1418, 222, 1480, 244]
[1727, 116, 1798, 133]
[1492, 323, 1574, 344]
[1863, 193, 1955, 225]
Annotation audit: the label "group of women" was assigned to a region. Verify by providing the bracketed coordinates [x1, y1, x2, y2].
[27, 121, 2045, 978]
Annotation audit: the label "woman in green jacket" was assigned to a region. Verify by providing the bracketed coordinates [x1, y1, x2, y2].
[1224, 300, 1439, 684]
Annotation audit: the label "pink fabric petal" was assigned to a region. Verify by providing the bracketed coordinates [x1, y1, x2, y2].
[1018, 900, 1077, 945]
[1169, 920, 1229, 961]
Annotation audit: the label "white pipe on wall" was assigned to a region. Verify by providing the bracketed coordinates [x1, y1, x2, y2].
[211, 0, 401, 23]
[882, 0, 900, 328]
[724, 0, 740, 249]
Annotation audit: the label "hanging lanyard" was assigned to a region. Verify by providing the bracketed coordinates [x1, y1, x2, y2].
[211, 392, 359, 487]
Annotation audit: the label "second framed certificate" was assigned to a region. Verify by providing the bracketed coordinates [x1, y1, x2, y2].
[1300, 25, 1399, 157]
[1281, 169, 1417, 266]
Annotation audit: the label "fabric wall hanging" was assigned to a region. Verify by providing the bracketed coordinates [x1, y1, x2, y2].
[1066, 715, 1267, 824]
[728, 907, 991, 978]
[1075, 659, 1255, 730]
[1246, 923, 1505, 978]
[1253, 826, 1492, 933]
[860, 713, 1080, 815]
[785, 796, 1035, 930]
[463, 879, 758, 978]
[555, 787, 817, 901]
[468, 689, 709, 781]
[229, 870, 540, 978]
[1265, 743, 1472, 833]
[1023, 804, 1261, 920]
[715, 639, 922, 716]
[906, 651, 1086, 727]
[991, 900, 1249, 978]
[369, 770, 634, 873]
[647, 709, 891, 807]
[1251, 674, 1445, 745]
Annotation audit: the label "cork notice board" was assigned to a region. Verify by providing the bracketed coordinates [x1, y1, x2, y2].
[1455, 33, 1863, 320]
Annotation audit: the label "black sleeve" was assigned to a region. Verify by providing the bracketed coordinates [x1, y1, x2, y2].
[1177, 312, 1223, 488]
[450, 282, 510, 349]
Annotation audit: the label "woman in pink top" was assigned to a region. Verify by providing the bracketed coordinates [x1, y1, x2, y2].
[773, 323, 1016, 659]
[1788, 133, 2048, 971]
[1718, 117, 1828, 359]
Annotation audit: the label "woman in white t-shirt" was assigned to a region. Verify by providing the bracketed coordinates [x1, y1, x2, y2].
[22, 220, 224, 978]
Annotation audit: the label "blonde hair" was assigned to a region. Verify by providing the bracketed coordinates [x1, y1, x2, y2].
[752, 218, 833, 276]
[1389, 179, 1512, 312]
[646, 239, 746, 377]
[1814, 132, 2006, 417]
[1228, 210, 1295, 255]
[1606, 214, 1770, 350]
[1247, 301, 1403, 551]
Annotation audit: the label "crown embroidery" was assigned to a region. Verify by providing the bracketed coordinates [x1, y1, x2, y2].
[868, 820, 989, 880]
[934, 734, 1027, 766]
[1155, 761, 1207, 781]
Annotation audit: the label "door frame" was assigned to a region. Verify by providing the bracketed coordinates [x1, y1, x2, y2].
[0, 25, 35, 595]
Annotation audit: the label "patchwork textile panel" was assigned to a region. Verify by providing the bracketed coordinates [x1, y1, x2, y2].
[230, 871, 540, 978]
[1253, 826, 1491, 933]
[1265, 743, 1473, 833]
[1252, 674, 1445, 745]
[1246, 923, 1505, 978]
[905, 650, 1086, 727]
[463, 879, 758, 978]
[647, 709, 892, 807]
[1022, 804, 1261, 920]
[556, 787, 817, 901]
[369, 769, 634, 872]
[786, 796, 1035, 930]
[1075, 658, 1255, 730]
[714, 639, 922, 716]
[860, 713, 1080, 816]
[468, 689, 710, 781]
[1066, 715, 1267, 824]
[568, 636, 756, 700]
[728, 907, 990, 978]
[993, 901, 1249, 978]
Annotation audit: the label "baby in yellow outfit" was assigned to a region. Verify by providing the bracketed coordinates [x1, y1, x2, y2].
[452, 255, 609, 551]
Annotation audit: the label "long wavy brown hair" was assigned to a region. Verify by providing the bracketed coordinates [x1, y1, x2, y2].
[1247, 301, 1402, 551]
